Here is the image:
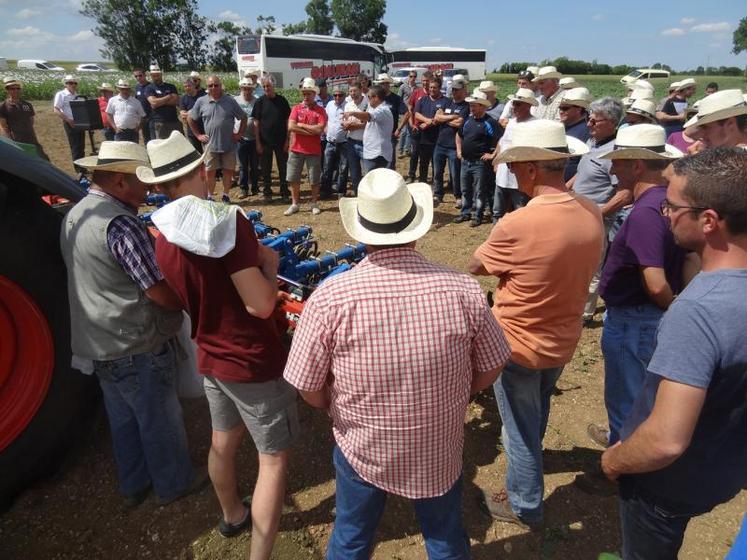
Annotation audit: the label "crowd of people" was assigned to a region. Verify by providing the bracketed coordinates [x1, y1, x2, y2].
[3, 60, 747, 559]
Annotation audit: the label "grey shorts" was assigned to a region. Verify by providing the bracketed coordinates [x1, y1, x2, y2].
[286, 151, 321, 184]
[203, 376, 300, 454]
[205, 149, 237, 171]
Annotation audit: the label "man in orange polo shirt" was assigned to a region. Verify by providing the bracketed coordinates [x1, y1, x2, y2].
[469, 120, 604, 528]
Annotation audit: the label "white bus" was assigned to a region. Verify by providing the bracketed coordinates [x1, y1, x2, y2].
[388, 47, 487, 81]
[235, 34, 388, 89]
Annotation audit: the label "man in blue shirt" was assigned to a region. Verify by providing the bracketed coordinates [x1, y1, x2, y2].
[414, 78, 448, 186]
[432, 78, 469, 206]
[144, 65, 182, 140]
[601, 147, 747, 560]
[321, 84, 349, 198]
[179, 78, 207, 153]
[132, 68, 151, 144]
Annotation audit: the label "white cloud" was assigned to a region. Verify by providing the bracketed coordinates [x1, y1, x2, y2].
[661, 28, 686, 36]
[592, 14, 605, 21]
[218, 10, 241, 20]
[691, 22, 731, 33]
[680, 17, 696, 25]
[16, 8, 41, 19]
[69, 30, 94, 42]
[385, 32, 411, 50]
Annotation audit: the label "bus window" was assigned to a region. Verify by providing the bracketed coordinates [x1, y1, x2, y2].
[237, 36, 261, 55]
[374, 53, 387, 74]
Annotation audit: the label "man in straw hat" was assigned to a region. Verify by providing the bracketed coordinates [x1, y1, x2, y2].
[478, 80, 504, 121]
[284, 77, 327, 215]
[60, 141, 205, 508]
[141, 131, 299, 552]
[454, 89, 502, 227]
[559, 76, 580, 90]
[533, 65, 566, 121]
[468, 120, 604, 528]
[559, 87, 592, 180]
[105, 79, 146, 143]
[0, 77, 48, 159]
[657, 78, 697, 138]
[144, 64, 183, 140]
[624, 98, 658, 126]
[581, 124, 688, 457]
[284, 167, 511, 558]
[682, 89, 747, 150]
[601, 147, 747, 559]
[234, 77, 260, 198]
[498, 69, 538, 128]
[97, 82, 116, 141]
[53, 74, 84, 169]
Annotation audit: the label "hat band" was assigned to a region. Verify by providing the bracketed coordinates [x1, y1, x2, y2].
[540, 146, 570, 153]
[357, 197, 417, 234]
[95, 157, 144, 165]
[616, 143, 665, 153]
[152, 150, 201, 178]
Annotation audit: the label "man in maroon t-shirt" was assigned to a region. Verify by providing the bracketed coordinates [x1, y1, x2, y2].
[285, 77, 327, 216]
[138, 131, 299, 557]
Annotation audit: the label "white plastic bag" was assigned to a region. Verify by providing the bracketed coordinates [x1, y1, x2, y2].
[173, 312, 204, 399]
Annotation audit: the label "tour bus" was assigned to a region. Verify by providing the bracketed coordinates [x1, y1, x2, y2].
[388, 47, 487, 81]
[235, 34, 388, 89]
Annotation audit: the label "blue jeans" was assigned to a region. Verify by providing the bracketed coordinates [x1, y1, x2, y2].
[94, 343, 194, 501]
[322, 140, 349, 195]
[327, 446, 470, 560]
[460, 159, 493, 219]
[362, 155, 389, 174]
[114, 129, 140, 143]
[493, 360, 563, 524]
[346, 140, 364, 194]
[432, 144, 461, 200]
[601, 304, 662, 445]
[398, 125, 411, 155]
[492, 186, 529, 220]
[237, 138, 259, 191]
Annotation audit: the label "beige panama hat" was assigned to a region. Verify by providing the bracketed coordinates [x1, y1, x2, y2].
[600, 124, 683, 160]
[149, 64, 162, 74]
[189, 71, 201, 80]
[75, 141, 150, 174]
[495, 120, 589, 164]
[3, 77, 21, 88]
[632, 79, 655, 93]
[626, 99, 658, 123]
[466, 89, 491, 107]
[668, 81, 682, 92]
[339, 168, 433, 246]
[509, 88, 539, 107]
[526, 66, 540, 76]
[374, 73, 395, 84]
[99, 82, 114, 92]
[136, 131, 206, 184]
[622, 86, 655, 108]
[239, 77, 255, 88]
[559, 77, 579, 90]
[478, 80, 497, 93]
[532, 66, 562, 82]
[115, 79, 131, 89]
[676, 78, 696, 91]
[299, 77, 319, 94]
[562, 87, 593, 109]
[683, 89, 747, 131]
[62, 74, 78, 84]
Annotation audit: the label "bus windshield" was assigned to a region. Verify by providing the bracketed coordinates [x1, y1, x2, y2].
[237, 36, 261, 55]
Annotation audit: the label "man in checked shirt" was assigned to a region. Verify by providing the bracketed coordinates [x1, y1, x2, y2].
[284, 168, 511, 559]
[60, 141, 206, 508]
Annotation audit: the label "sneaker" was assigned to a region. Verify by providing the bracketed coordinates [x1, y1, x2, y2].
[123, 485, 151, 509]
[283, 204, 300, 216]
[453, 214, 471, 224]
[221, 194, 231, 204]
[454, 199, 463, 209]
[479, 488, 538, 529]
[251, 187, 260, 196]
[433, 195, 443, 207]
[157, 467, 210, 506]
[239, 189, 249, 199]
[587, 423, 610, 448]
[311, 204, 321, 215]
[470, 218, 482, 228]
[218, 498, 251, 538]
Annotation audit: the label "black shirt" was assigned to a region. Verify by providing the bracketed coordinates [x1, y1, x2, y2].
[134, 81, 151, 116]
[436, 99, 470, 149]
[180, 90, 207, 138]
[415, 95, 449, 146]
[384, 91, 404, 134]
[457, 114, 502, 161]
[251, 94, 291, 146]
[144, 81, 179, 122]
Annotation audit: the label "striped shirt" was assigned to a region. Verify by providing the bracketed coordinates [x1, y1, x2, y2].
[284, 248, 510, 498]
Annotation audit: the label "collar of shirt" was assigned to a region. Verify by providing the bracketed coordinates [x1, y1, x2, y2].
[88, 188, 138, 214]
[361, 247, 423, 267]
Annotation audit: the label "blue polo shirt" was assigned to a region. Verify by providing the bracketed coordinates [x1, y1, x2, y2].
[458, 115, 502, 161]
[144, 81, 179, 122]
[135, 81, 151, 116]
[415, 95, 449, 146]
[180, 90, 207, 138]
[437, 99, 470, 149]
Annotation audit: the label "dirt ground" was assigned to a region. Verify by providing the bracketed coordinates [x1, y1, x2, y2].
[2, 106, 744, 560]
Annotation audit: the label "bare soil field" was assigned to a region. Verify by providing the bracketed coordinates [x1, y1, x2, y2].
[1, 106, 744, 560]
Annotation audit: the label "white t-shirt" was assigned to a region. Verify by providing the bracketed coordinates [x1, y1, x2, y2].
[496, 115, 538, 189]
[106, 94, 146, 130]
[499, 97, 540, 121]
[343, 96, 368, 142]
[53, 88, 78, 120]
[363, 104, 394, 161]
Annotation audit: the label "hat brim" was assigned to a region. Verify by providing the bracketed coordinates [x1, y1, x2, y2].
[339, 182, 434, 246]
[532, 72, 562, 82]
[135, 150, 206, 185]
[683, 104, 747, 130]
[599, 144, 684, 160]
[564, 100, 590, 109]
[466, 97, 491, 107]
[479, 86, 497, 92]
[509, 95, 539, 107]
[625, 108, 656, 122]
[495, 136, 589, 164]
[74, 156, 147, 174]
[301, 87, 319, 94]
[116, 85, 132, 89]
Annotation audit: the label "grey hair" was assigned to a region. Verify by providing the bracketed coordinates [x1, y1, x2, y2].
[261, 75, 276, 86]
[589, 97, 624, 125]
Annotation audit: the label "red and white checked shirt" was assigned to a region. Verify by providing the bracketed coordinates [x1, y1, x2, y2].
[283, 248, 510, 498]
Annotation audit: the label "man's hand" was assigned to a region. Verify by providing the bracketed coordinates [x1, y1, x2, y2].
[197, 134, 209, 144]
[393, 129, 401, 139]
[231, 132, 242, 143]
[481, 153, 493, 162]
[601, 441, 622, 481]
[456, 151, 462, 160]
[283, 139, 289, 153]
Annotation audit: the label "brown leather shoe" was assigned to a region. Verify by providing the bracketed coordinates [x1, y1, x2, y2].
[587, 423, 610, 448]
[479, 488, 539, 529]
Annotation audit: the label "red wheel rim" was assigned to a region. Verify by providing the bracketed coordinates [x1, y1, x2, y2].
[0, 276, 54, 451]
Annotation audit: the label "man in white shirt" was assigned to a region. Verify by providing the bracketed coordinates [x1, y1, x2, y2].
[344, 85, 393, 173]
[106, 80, 146, 143]
[322, 84, 349, 198]
[53, 74, 85, 170]
[342, 82, 368, 194]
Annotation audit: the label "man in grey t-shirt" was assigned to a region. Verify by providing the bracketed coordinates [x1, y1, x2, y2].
[188, 75, 247, 202]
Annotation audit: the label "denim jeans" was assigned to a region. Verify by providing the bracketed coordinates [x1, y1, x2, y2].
[492, 186, 529, 220]
[94, 343, 194, 501]
[327, 446, 470, 560]
[346, 139, 364, 194]
[322, 140, 349, 195]
[460, 159, 493, 219]
[361, 155, 389, 174]
[493, 360, 563, 524]
[102, 127, 115, 141]
[398, 125, 411, 155]
[114, 129, 140, 143]
[432, 144, 461, 200]
[237, 138, 259, 191]
[601, 304, 663, 445]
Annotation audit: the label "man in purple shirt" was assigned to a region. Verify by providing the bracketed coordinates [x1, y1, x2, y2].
[586, 124, 688, 451]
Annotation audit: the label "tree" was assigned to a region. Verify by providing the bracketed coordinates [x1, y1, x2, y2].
[208, 21, 251, 71]
[331, 0, 387, 43]
[256, 15, 277, 35]
[733, 17, 747, 55]
[80, 0, 207, 71]
[282, 0, 334, 36]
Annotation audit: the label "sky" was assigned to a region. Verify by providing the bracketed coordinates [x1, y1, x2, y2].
[0, 0, 744, 72]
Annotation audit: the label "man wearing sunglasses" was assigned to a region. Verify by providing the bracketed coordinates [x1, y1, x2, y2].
[0, 77, 48, 160]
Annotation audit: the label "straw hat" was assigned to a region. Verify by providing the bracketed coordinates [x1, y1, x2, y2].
[136, 131, 206, 184]
[626, 99, 658, 123]
[189, 71, 201, 80]
[668, 81, 681, 92]
[149, 64, 162, 74]
[466, 89, 491, 107]
[115, 79, 131, 89]
[495, 120, 589, 163]
[526, 66, 540, 76]
[239, 77, 255, 88]
[339, 168, 433, 246]
[75, 141, 150, 174]
[562, 87, 593, 109]
[62, 74, 78, 84]
[632, 79, 654, 93]
[683, 89, 747, 130]
[299, 77, 319, 93]
[600, 124, 683, 160]
[478, 80, 497, 93]
[373, 73, 394, 84]
[3, 77, 21, 88]
[559, 77, 579, 90]
[676, 78, 696, 91]
[532, 66, 562, 82]
[508, 88, 539, 107]
[622, 87, 655, 108]
[99, 82, 114, 92]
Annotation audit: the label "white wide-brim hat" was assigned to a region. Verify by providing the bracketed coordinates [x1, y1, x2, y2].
[559, 77, 579, 90]
[62, 74, 78, 84]
[374, 73, 394, 84]
[339, 168, 433, 246]
[136, 131, 206, 184]
[683, 89, 747, 130]
[631, 79, 655, 93]
[600, 124, 683, 160]
[676, 78, 696, 91]
[495, 120, 589, 163]
[626, 99, 657, 122]
[3, 77, 21, 88]
[99, 82, 114, 92]
[532, 65, 562, 82]
[190, 71, 201, 79]
[508, 88, 539, 107]
[466, 89, 491, 107]
[239, 77, 255, 88]
[478, 80, 497, 93]
[299, 77, 319, 93]
[75, 141, 149, 173]
[116, 79, 131, 89]
[562, 87, 592, 109]
[149, 64, 162, 74]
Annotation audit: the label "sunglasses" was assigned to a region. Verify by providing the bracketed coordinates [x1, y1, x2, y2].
[66, 82, 78, 85]
[134, 74, 144, 77]
[207, 84, 221, 88]
[559, 106, 574, 112]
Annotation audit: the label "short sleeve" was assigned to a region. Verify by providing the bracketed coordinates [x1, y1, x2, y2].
[53, 92, 62, 110]
[289, 105, 300, 122]
[647, 299, 719, 389]
[625, 207, 669, 268]
[283, 290, 332, 391]
[250, 97, 261, 119]
[470, 295, 511, 374]
[473, 220, 514, 277]
[222, 214, 260, 275]
[0, 103, 6, 119]
[230, 98, 246, 120]
[188, 97, 202, 121]
[415, 97, 424, 114]
[281, 97, 292, 118]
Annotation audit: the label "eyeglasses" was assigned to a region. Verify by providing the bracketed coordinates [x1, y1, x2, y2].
[559, 106, 574, 112]
[134, 74, 144, 78]
[66, 82, 78, 85]
[409, 75, 416, 78]
[587, 117, 611, 125]
[207, 84, 221, 88]
[333, 93, 345, 97]
[660, 199, 709, 216]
